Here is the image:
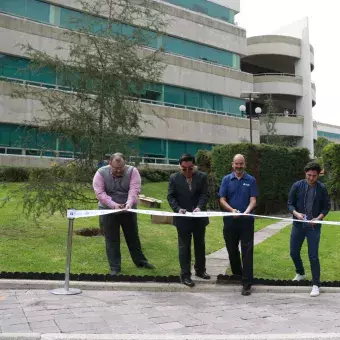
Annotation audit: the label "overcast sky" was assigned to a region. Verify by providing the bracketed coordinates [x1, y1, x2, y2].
[236, 0, 338, 126]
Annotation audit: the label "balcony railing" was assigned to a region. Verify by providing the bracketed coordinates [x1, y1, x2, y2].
[253, 73, 302, 80]
[0, 146, 76, 159]
[0, 146, 180, 165]
[0, 75, 247, 119]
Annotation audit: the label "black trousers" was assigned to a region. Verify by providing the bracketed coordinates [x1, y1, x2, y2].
[102, 212, 147, 271]
[176, 221, 206, 278]
[223, 217, 254, 284]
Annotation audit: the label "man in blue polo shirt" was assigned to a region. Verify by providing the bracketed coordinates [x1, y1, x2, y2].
[219, 154, 258, 296]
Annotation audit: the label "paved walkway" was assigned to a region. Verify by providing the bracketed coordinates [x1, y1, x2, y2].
[1, 287, 340, 336]
[3, 219, 324, 339]
[205, 220, 289, 276]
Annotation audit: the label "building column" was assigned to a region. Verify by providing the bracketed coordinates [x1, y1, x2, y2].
[295, 18, 314, 157]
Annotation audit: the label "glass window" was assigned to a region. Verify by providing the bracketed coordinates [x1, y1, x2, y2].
[49, 5, 61, 26]
[60, 7, 88, 30]
[185, 89, 200, 108]
[37, 131, 57, 150]
[0, 124, 11, 146]
[162, 36, 183, 56]
[0, 55, 30, 80]
[228, 97, 245, 115]
[139, 138, 166, 157]
[58, 136, 74, 152]
[30, 66, 56, 85]
[0, 0, 26, 17]
[168, 140, 186, 159]
[163, 0, 235, 24]
[164, 85, 185, 106]
[201, 92, 214, 110]
[214, 95, 224, 113]
[26, 0, 50, 23]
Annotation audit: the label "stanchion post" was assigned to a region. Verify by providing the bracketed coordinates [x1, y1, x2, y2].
[50, 210, 82, 295]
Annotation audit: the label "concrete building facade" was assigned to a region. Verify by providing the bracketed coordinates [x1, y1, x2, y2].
[0, 0, 337, 167]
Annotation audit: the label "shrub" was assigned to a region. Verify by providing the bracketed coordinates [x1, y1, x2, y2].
[196, 150, 212, 173]
[0, 167, 30, 182]
[211, 143, 310, 214]
[138, 169, 177, 183]
[323, 143, 340, 209]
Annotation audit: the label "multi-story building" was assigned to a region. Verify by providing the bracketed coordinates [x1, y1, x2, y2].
[317, 123, 340, 144]
[0, 0, 336, 167]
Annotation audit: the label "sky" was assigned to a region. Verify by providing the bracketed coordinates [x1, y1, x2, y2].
[236, 0, 339, 126]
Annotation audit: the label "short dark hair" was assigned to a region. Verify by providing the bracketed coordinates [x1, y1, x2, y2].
[179, 153, 195, 165]
[304, 162, 321, 174]
[110, 152, 126, 162]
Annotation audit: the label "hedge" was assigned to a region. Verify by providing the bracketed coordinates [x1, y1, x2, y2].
[196, 150, 220, 210]
[209, 143, 310, 214]
[0, 167, 30, 182]
[0, 166, 177, 184]
[323, 143, 340, 208]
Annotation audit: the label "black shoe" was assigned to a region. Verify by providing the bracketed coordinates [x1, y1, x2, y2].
[181, 277, 195, 287]
[241, 284, 251, 296]
[195, 271, 211, 280]
[109, 269, 120, 276]
[139, 262, 155, 269]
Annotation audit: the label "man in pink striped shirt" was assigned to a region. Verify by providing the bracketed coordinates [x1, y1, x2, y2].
[93, 152, 155, 275]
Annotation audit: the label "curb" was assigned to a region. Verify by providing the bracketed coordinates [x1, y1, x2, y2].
[3, 333, 340, 340]
[2, 279, 340, 293]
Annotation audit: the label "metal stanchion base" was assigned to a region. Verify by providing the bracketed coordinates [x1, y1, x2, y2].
[50, 288, 82, 295]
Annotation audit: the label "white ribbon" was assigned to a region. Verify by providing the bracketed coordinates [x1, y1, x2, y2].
[67, 209, 340, 225]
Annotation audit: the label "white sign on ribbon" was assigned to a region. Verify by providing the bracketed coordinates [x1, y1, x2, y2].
[66, 209, 340, 226]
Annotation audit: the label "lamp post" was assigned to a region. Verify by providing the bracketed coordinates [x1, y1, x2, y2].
[239, 92, 262, 144]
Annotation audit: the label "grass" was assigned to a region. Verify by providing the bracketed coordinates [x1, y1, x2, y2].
[253, 211, 340, 281]
[0, 181, 274, 276]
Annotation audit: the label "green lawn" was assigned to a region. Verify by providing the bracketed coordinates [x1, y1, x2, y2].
[253, 211, 340, 281]
[0, 182, 274, 275]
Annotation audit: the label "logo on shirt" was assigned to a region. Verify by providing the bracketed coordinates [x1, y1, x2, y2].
[243, 183, 250, 187]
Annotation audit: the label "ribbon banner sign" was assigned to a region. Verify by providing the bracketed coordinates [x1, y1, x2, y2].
[67, 209, 340, 226]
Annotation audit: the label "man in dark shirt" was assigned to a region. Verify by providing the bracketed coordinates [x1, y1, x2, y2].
[219, 154, 258, 296]
[288, 162, 330, 297]
[167, 154, 210, 287]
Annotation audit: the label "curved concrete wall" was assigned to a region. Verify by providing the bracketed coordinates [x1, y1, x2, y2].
[247, 35, 315, 70]
[259, 116, 303, 137]
[247, 36, 300, 59]
[253, 75, 302, 97]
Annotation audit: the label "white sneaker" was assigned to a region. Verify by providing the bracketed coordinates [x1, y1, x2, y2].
[310, 285, 320, 297]
[293, 274, 306, 281]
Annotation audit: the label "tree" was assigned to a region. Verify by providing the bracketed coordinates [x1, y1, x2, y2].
[261, 94, 278, 143]
[260, 95, 298, 147]
[6, 0, 168, 219]
[314, 137, 331, 158]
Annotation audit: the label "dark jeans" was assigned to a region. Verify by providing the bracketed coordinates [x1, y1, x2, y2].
[223, 217, 254, 285]
[176, 221, 206, 278]
[102, 212, 147, 271]
[290, 224, 321, 286]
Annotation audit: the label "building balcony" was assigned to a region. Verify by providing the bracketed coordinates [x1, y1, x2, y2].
[246, 35, 315, 71]
[253, 73, 303, 97]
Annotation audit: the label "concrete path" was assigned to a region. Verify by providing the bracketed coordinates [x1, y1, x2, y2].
[1, 287, 340, 337]
[205, 220, 289, 276]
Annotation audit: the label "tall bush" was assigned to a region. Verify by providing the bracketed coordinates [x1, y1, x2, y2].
[323, 143, 340, 210]
[211, 144, 310, 214]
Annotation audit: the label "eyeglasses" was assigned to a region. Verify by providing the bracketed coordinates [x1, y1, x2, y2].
[181, 167, 194, 172]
